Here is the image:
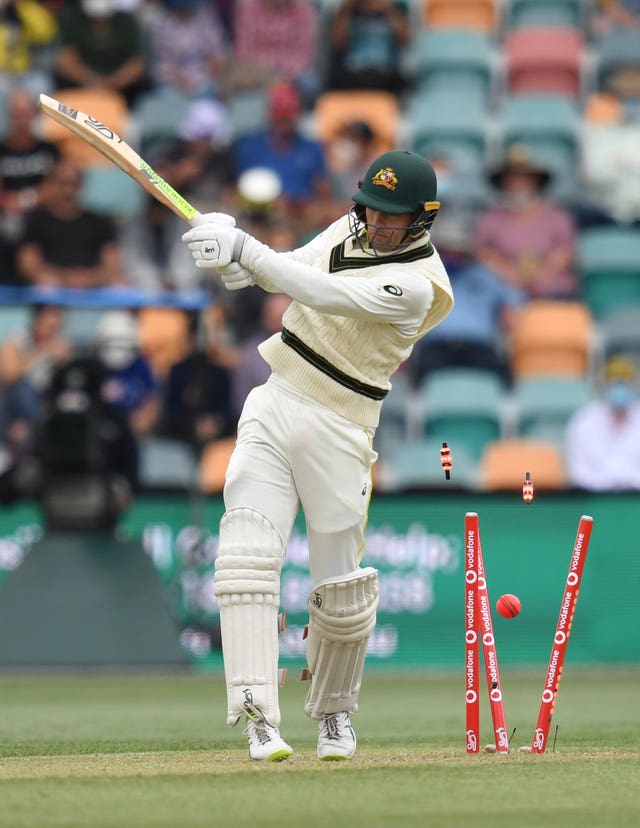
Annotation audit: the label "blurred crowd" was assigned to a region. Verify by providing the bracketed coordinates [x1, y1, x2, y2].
[1, 0, 640, 504]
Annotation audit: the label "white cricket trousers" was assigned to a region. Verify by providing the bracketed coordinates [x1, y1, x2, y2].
[223, 372, 377, 586]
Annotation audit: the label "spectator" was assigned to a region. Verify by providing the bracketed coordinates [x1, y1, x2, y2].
[54, 0, 148, 107]
[0, 89, 59, 284]
[16, 159, 123, 288]
[233, 81, 329, 206]
[0, 303, 71, 457]
[231, 0, 320, 105]
[94, 310, 159, 489]
[410, 217, 525, 387]
[123, 98, 235, 290]
[144, 0, 227, 98]
[475, 146, 578, 299]
[326, 120, 379, 203]
[581, 67, 640, 227]
[0, 0, 57, 97]
[232, 292, 291, 416]
[326, 0, 410, 96]
[565, 356, 640, 490]
[591, 1, 640, 36]
[161, 310, 236, 453]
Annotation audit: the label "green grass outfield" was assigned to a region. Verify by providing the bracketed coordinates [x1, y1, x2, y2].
[0, 669, 638, 828]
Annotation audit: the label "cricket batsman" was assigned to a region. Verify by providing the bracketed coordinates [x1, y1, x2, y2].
[182, 150, 454, 761]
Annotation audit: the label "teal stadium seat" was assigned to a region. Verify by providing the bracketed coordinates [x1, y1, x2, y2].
[507, 0, 584, 29]
[511, 376, 592, 444]
[133, 88, 191, 158]
[80, 166, 145, 220]
[408, 88, 489, 169]
[413, 30, 495, 104]
[64, 308, 107, 347]
[0, 305, 30, 338]
[139, 438, 198, 490]
[500, 94, 581, 201]
[381, 439, 478, 492]
[595, 30, 640, 87]
[600, 307, 640, 369]
[376, 370, 412, 454]
[578, 227, 640, 319]
[417, 369, 505, 461]
[501, 95, 579, 171]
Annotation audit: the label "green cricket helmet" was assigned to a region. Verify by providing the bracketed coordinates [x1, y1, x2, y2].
[349, 150, 440, 254]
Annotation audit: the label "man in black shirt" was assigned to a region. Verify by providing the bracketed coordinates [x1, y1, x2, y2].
[0, 90, 59, 284]
[16, 158, 123, 288]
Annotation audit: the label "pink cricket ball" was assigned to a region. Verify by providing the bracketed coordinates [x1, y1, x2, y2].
[496, 593, 521, 618]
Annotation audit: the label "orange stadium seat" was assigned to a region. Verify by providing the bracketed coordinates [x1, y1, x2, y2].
[510, 301, 594, 379]
[199, 436, 236, 493]
[480, 438, 566, 491]
[137, 307, 191, 380]
[40, 87, 128, 168]
[424, 0, 499, 33]
[505, 28, 584, 97]
[313, 90, 400, 155]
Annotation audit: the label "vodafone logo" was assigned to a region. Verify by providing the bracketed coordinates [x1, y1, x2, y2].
[483, 632, 494, 646]
[490, 688, 503, 702]
[466, 630, 477, 644]
[466, 690, 478, 703]
[478, 576, 486, 590]
[554, 631, 567, 645]
[567, 572, 579, 586]
[542, 689, 555, 703]
[465, 571, 477, 584]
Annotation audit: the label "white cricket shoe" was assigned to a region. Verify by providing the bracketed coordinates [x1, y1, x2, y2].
[317, 712, 357, 761]
[243, 704, 293, 762]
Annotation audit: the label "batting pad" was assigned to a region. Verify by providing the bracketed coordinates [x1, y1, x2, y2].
[214, 508, 284, 726]
[304, 568, 379, 720]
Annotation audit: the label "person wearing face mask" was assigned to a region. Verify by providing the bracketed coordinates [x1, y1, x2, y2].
[474, 145, 577, 299]
[54, 0, 148, 106]
[95, 310, 160, 443]
[565, 356, 640, 491]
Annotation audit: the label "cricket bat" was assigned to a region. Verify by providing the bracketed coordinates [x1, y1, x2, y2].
[38, 93, 202, 225]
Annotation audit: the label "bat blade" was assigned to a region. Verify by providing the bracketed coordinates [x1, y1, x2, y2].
[38, 93, 201, 224]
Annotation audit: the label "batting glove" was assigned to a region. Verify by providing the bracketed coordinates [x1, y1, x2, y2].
[218, 261, 256, 291]
[182, 223, 247, 269]
[191, 211, 236, 228]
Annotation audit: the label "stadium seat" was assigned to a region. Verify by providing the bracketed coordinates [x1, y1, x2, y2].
[0, 305, 30, 338]
[199, 436, 236, 493]
[577, 227, 640, 320]
[510, 301, 594, 379]
[500, 95, 580, 171]
[227, 88, 268, 139]
[595, 30, 640, 88]
[137, 307, 191, 379]
[480, 438, 566, 491]
[376, 370, 412, 454]
[132, 88, 191, 158]
[507, 0, 584, 29]
[64, 307, 107, 347]
[80, 165, 145, 219]
[408, 88, 489, 169]
[423, 0, 499, 33]
[413, 30, 495, 104]
[511, 376, 592, 444]
[505, 28, 584, 97]
[380, 438, 478, 491]
[313, 91, 400, 156]
[139, 437, 197, 490]
[417, 369, 505, 461]
[41, 88, 129, 168]
[600, 306, 640, 368]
